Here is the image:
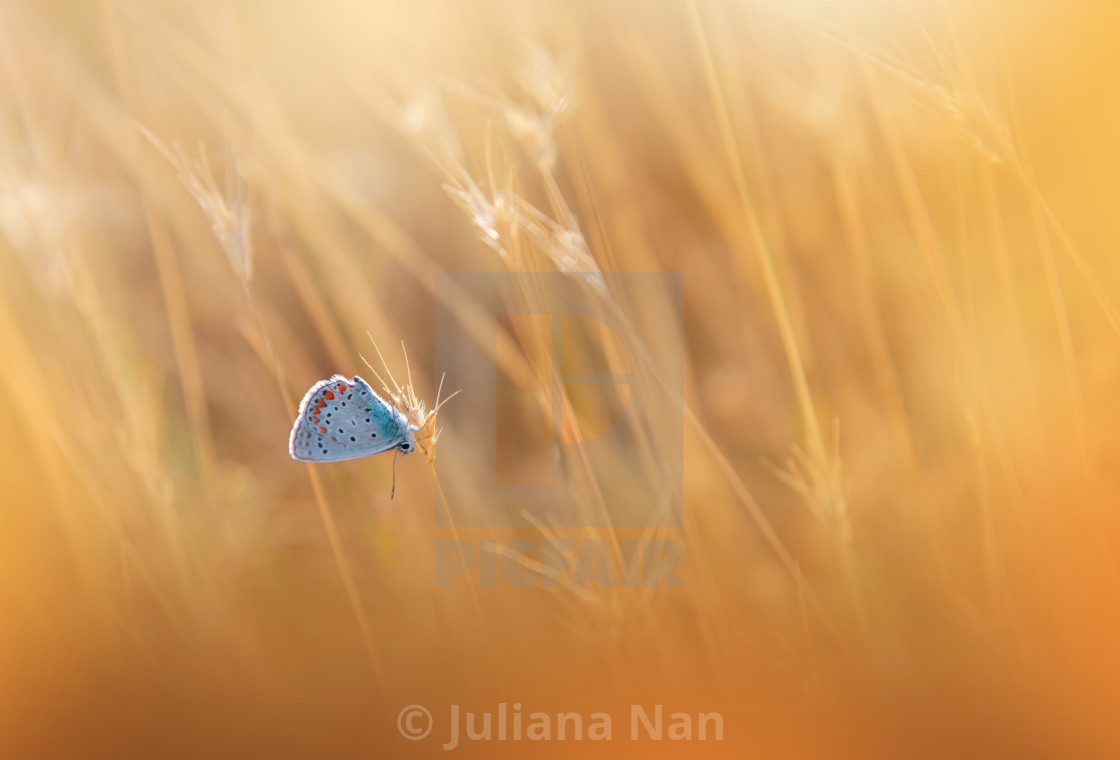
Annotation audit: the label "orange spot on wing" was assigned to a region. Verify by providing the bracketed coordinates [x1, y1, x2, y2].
[313, 417, 320, 424]
[316, 398, 326, 408]
[331, 436, 338, 442]
[319, 426, 327, 433]
[324, 390, 334, 400]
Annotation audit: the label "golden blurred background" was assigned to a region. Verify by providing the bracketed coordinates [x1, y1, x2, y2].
[2, 0, 1120, 756]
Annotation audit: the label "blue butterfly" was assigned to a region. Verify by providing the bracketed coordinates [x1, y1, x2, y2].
[288, 375, 418, 463]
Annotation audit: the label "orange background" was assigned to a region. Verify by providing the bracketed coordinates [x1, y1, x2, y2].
[2, 0, 1120, 756]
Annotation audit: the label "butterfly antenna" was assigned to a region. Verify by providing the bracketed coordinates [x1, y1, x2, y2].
[391, 447, 399, 500]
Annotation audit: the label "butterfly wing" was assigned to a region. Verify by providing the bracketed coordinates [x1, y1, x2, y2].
[288, 375, 410, 462]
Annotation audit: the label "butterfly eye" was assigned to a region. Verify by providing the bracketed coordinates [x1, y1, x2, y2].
[400, 442, 411, 452]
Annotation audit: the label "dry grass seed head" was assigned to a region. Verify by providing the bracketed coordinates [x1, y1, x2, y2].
[137, 123, 254, 282]
[361, 334, 460, 464]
